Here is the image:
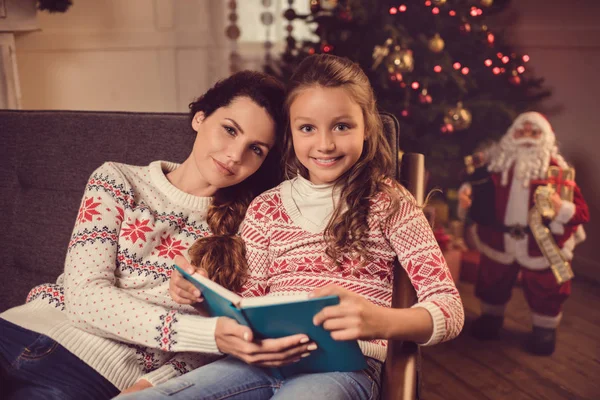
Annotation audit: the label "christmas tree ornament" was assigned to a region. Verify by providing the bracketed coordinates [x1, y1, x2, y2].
[428, 34, 445, 53]
[386, 46, 415, 73]
[444, 102, 472, 130]
[480, 0, 493, 7]
[372, 38, 393, 69]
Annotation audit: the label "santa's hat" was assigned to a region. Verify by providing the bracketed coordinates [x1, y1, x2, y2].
[508, 111, 555, 144]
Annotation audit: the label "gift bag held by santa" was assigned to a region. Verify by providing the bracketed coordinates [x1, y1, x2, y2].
[457, 111, 590, 356]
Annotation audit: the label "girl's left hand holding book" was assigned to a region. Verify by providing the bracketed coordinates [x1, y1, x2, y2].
[311, 285, 390, 341]
[311, 285, 434, 343]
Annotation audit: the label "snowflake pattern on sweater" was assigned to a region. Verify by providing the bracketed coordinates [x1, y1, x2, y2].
[240, 181, 464, 357]
[7, 161, 222, 390]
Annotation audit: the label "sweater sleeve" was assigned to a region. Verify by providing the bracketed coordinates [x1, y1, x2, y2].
[139, 352, 221, 387]
[382, 191, 465, 346]
[63, 163, 220, 354]
[238, 195, 272, 298]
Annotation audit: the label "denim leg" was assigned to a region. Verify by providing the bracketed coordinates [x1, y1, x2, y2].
[0, 318, 119, 400]
[119, 356, 280, 400]
[271, 358, 382, 400]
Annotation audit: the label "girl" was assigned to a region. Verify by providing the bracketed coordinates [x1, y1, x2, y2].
[124, 54, 464, 400]
[0, 71, 302, 399]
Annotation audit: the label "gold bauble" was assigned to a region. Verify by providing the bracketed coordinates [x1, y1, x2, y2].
[432, 0, 447, 5]
[443, 102, 472, 131]
[386, 46, 414, 73]
[428, 34, 445, 53]
[480, 0, 493, 7]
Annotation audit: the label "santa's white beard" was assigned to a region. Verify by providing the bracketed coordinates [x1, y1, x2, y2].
[488, 137, 552, 187]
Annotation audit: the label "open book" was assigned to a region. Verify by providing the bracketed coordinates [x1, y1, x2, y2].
[174, 264, 367, 378]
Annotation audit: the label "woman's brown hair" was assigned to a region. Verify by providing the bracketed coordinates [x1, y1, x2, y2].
[284, 54, 406, 264]
[188, 71, 285, 292]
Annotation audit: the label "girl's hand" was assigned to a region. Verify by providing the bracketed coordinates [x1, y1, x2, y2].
[311, 285, 388, 341]
[120, 379, 152, 395]
[215, 317, 317, 367]
[458, 185, 472, 210]
[170, 255, 204, 305]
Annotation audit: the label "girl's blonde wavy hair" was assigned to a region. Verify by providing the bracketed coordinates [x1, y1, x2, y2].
[284, 54, 406, 263]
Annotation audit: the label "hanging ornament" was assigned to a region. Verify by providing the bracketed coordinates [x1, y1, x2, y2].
[428, 34, 445, 53]
[261, 0, 274, 66]
[386, 46, 414, 74]
[372, 38, 393, 69]
[444, 102, 472, 131]
[480, 0, 493, 7]
[284, 0, 297, 56]
[432, 0, 447, 5]
[226, 0, 242, 73]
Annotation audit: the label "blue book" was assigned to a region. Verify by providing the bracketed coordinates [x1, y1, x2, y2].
[174, 264, 367, 378]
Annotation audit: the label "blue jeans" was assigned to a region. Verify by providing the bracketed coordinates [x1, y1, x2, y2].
[0, 318, 119, 400]
[118, 355, 381, 400]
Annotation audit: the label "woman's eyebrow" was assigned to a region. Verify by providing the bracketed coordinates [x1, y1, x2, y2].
[225, 118, 244, 134]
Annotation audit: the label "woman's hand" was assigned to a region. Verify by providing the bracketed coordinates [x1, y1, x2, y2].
[120, 379, 152, 395]
[170, 255, 204, 305]
[311, 285, 388, 341]
[215, 317, 317, 367]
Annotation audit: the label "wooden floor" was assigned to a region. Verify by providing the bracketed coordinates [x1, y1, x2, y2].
[420, 278, 600, 400]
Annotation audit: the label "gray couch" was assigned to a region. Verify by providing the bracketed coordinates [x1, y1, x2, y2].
[0, 109, 419, 399]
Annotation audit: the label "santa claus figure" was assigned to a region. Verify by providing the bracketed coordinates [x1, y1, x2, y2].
[458, 111, 589, 355]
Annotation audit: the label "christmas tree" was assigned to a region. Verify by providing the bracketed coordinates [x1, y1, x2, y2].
[267, 0, 550, 189]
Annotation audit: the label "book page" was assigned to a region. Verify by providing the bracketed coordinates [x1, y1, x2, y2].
[189, 272, 243, 306]
[240, 293, 310, 308]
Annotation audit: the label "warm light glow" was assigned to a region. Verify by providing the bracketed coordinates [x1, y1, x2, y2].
[323, 45, 332, 52]
[493, 67, 501, 74]
[399, 5, 407, 12]
[517, 66, 525, 73]
[396, 73, 403, 81]
[497, 52, 503, 58]
[401, 109, 409, 117]
[308, 48, 315, 55]
[389, 7, 398, 14]
[425, 0, 432, 6]
[487, 33, 495, 44]
[432, 7, 440, 14]
[470, 7, 478, 16]
[449, 10, 456, 16]
[523, 55, 530, 62]
[411, 81, 420, 89]
[501, 56, 509, 64]
[453, 62, 461, 70]
[434, 65, 442, 73]
[484, 59, 493, 67]
[461, 67, 469, 75]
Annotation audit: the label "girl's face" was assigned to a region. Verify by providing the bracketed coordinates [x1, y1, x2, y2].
[289, 86, 365, 185]
[191, 96, 276, 191]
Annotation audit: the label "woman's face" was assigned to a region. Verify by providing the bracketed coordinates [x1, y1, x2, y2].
[191, 96, 276, 190]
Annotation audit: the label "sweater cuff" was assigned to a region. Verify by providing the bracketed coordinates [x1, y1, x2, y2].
[172, 314, 221, 354]
[139, 365, 178, 387]
[411, 301, 446, 346]
[554, 200, 575, 224]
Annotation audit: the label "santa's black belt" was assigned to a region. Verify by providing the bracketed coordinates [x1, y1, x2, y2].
[494, 224, 531, 239]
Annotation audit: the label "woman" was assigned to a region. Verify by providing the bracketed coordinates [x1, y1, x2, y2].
[0, 71, 294, 399]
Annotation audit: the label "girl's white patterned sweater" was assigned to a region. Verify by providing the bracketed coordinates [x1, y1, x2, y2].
[1, 161, 223, 390]
[239, 176, 465, 361]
